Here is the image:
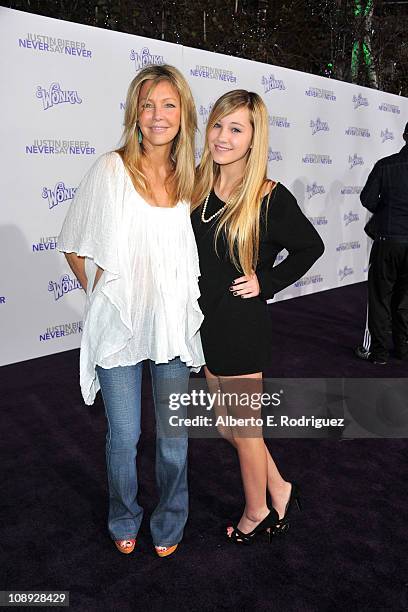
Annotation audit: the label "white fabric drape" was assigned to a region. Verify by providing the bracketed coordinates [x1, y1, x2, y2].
[58, 152, 204, 405]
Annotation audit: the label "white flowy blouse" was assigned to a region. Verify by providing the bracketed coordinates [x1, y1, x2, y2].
[57, 151, 204, 405]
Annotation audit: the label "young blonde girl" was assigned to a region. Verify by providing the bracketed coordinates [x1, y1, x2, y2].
[191, 90, 324, 544]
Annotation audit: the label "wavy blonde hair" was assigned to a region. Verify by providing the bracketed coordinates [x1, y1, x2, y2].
[192, 90, 272, 275]
[117, 64, 197, 205]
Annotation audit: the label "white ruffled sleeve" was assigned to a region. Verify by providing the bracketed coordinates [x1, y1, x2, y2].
[57, 152, 132, 406]
[57, 152, 125, 275]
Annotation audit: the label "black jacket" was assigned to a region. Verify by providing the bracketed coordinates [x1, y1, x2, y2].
[360, 143, 408, 240]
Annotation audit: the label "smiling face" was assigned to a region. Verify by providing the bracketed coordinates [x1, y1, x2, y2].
[207, 106, 253, 168]
[137, 79, 181, 149]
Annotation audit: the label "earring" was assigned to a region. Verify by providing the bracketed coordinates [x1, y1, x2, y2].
[137, 127, 143, 144]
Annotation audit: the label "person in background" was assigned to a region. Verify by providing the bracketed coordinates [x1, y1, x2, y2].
[58, 65, 204, 557]
[355, 122, 408, 365]
[191, 89, 324, 545]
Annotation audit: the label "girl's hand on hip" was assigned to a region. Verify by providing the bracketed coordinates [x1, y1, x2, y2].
[229, 271, 260, 298]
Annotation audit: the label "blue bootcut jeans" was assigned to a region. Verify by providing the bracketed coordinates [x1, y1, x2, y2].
[96, 358, 190, 546]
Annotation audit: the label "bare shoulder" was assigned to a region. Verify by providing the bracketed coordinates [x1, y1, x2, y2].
[262, 179, 279, 197]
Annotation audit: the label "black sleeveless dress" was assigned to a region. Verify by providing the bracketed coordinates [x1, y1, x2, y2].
[191, 183, 324, 375]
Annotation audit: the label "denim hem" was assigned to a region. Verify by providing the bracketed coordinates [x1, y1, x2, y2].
[110, 533, 138, 541]
[153, 541, 179, 548]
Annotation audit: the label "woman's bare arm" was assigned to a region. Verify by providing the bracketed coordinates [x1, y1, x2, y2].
[64, 253, 104, 292]
[64, 253, 88, 290]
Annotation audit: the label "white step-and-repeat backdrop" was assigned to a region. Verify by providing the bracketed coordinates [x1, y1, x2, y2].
[1, 7, 407, 366]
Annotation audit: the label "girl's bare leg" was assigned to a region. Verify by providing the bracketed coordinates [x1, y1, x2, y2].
[204, 367, 292, 526]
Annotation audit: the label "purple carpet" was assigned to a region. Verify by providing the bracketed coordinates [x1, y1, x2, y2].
[1, 282, 407, 611]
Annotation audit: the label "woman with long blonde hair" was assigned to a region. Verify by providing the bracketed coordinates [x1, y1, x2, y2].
[58, 65, 204, 557]
[191, 90, 324, 544]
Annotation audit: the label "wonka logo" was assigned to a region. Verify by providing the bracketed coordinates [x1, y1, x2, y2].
[48, 275, 82, 300]
[268, 149, 283, 162]
[353, 94, 369, 109]
[42, 182, 77, 210]
[344, 211, 360, 226]
[306, 182, 325, 198]
[339, 266, 354, 281]
[36, 83, 82, 110]
[349, 154, 364, 169]
[130, 47, 165, 72]
[310, 118, 329, 135]
[381, 129, 394, 143]
[262, 74, 286, 93]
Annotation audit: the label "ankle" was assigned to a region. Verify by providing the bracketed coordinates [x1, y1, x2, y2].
[244, 506, 269, 523]
[269, 480, 291, 496]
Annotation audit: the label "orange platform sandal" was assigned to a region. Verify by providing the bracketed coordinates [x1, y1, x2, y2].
[114, 539, 136, 554]
[154, 544, 178, 558]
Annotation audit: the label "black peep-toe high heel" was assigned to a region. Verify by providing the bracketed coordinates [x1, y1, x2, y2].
[272, 482, 302, 536]
[227, 508, 279, 545]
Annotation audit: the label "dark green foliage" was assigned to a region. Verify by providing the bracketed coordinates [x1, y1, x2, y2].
[5, 0, 408, 95]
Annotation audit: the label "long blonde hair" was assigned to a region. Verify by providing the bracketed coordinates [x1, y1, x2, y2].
[192, 90, 271, 275]
[117, 64, 197, 204]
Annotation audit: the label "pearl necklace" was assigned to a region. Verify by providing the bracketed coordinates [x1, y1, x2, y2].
[201, 191, 232, 223]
